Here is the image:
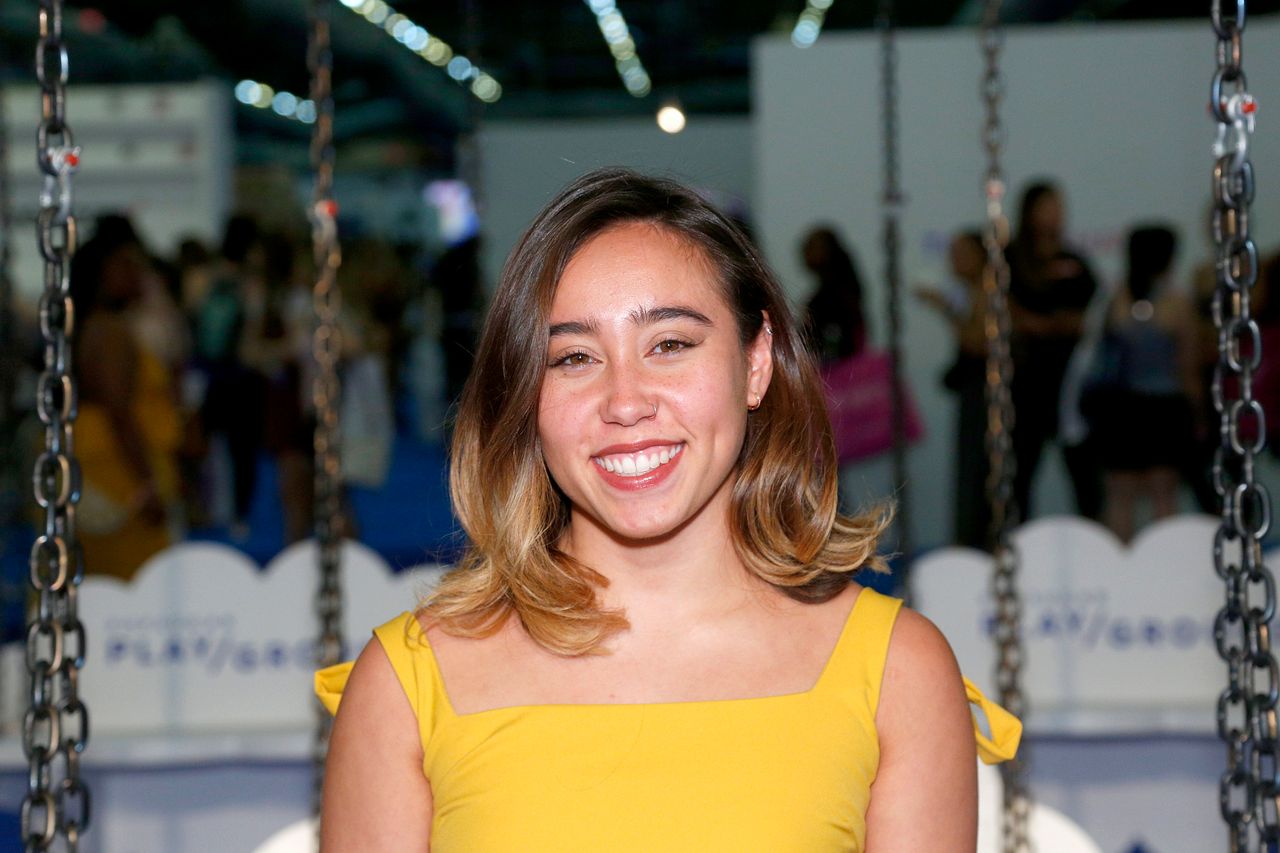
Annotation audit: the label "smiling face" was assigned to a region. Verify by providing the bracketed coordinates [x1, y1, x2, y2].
[537, 221, 773, 546]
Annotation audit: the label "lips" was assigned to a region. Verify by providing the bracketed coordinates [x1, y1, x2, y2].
[590, 442, 685, 489]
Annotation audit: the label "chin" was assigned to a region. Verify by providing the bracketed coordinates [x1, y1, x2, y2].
[588, 503, 701, 546]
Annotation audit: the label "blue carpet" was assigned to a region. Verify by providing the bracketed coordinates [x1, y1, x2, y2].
[187, 431, 465, 572]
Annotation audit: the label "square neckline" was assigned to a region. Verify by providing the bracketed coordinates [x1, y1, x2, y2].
[409, 586, 873, 720]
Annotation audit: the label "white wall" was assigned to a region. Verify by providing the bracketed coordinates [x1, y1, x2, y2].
[477, 115, 753, 288]
[754, 18, 1280, 548]
[3, 82, 233, 303]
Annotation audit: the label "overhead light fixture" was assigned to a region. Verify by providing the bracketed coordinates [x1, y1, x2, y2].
[235, 79, 317, 124]
[337, 0, 502, 103]
[792, 0, 834, 48]
[584, 0, 651, 97]
[656, 103, 685, 134]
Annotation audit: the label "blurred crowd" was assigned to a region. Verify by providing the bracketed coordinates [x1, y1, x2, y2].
[9, 177, 1273, 579]
[804, 178, 1280, 550]
[16, 212, 483, 580]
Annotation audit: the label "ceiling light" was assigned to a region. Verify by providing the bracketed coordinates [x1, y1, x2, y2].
[584, 0, 650, 98]
[656, 103, 685, 134]
[338, 1, 501, 102]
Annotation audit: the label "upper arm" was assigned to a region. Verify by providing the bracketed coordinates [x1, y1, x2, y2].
[321, 636, 433, 852]
[864, 608, 977, 853]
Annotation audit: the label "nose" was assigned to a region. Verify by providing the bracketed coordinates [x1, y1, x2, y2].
[599, 358, 657, 426]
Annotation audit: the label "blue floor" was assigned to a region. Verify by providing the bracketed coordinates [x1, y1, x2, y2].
[187, 431, 465, 571]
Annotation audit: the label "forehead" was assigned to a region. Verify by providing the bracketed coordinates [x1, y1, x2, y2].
[549, 222, 727, 318]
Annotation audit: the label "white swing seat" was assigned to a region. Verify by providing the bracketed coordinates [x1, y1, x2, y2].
[253, 817, 316, 853]
[977, 762, 1102, 853]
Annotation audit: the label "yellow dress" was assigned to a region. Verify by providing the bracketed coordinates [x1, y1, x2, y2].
[315, 588, 1021, 852]
[76, 347, 182, 580]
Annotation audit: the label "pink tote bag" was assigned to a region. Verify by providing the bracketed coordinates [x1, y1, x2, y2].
[820, 348, 925, 465]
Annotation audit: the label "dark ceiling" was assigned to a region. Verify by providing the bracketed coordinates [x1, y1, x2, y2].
[2, 0, 1278, 164]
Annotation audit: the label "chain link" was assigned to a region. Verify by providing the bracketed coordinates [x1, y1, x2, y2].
[1208, 2, 1277, 849]
[979, 2, 1030, 850]
[876, 0, 912, 600]
[25, 2, 88, 850]
[309, 0, 346, 818]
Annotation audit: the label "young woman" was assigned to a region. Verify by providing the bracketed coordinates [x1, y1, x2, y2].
[1090, 225, 1200, 542]
[1007, 180, 1102, 521]
[72, 215, 183, 579]
[317, 169, 1019, 851]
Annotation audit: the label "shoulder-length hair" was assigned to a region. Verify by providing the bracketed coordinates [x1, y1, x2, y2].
[424, 167, 890, 655]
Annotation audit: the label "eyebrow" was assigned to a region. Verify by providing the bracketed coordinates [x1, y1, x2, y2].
[548, 304, 714, 339]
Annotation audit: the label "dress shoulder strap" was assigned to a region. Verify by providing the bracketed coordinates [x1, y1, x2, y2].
[315, 610, 443, 742]
[373, 610, 442, 734]
[821, 586, 903, 717]
[817, 587, 1023, 766]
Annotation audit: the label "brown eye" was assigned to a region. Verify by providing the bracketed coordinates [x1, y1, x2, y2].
[654, 339, 691, 355]
[551, 350, 593, 368]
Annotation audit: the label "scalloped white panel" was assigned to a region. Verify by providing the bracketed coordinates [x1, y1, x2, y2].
[77, 539, 446, 734]
[914, 514, 1225, 732]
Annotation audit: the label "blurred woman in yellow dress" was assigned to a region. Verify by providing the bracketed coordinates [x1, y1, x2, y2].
[72, 216, 183, 580]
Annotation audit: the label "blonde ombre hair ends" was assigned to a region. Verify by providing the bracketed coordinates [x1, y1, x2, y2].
[424, 168, 890, 656]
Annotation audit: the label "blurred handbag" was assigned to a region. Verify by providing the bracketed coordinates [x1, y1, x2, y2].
[820, 348, 925, 465]
[340, 353, 395, 489]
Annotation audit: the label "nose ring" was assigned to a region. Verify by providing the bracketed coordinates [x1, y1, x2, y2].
[649, 402, 658, 417]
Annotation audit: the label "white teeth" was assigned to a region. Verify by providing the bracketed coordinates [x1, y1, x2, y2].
[594, 444, 683, 478]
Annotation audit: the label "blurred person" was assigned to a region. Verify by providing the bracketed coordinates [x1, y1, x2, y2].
[72, 216, 182, 580]
[915, 230, 990, 549]
[1086, 226, 1198, 542]
[240, 232, 315, 545]
[334, 239, 402, 494]
[340, 238, 413, 404]
[131, 241, 191, 377]
[800, 226, 868, 363]
[1007, 181, 1101, 520]
[170, 236, 216, 527]
[432, 235, 485, 406]
[196, 214, 266, 539]
[176, 236, 215, 319]
[1185, 204, 1228, 512]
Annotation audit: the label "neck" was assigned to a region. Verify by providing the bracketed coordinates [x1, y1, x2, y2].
[560, 494, 763, 633]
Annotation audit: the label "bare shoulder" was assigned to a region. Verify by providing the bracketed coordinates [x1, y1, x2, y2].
[865, 606, 977, 850]
[882, 606, 965, 698]
[880, 604, 967, 732]
[321, 636, 431, 852]
[339, 634, 419, 725]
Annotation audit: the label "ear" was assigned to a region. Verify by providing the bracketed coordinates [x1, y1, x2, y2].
[745, 310, 775, 408]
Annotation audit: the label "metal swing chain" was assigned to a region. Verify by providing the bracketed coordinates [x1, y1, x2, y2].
[979, 2, 1029, 851]
[26, 0, 89, 850]
[1208, 2, 1278, 848]
[308, 0, 346, 815]
[877, 0, 912, 596]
